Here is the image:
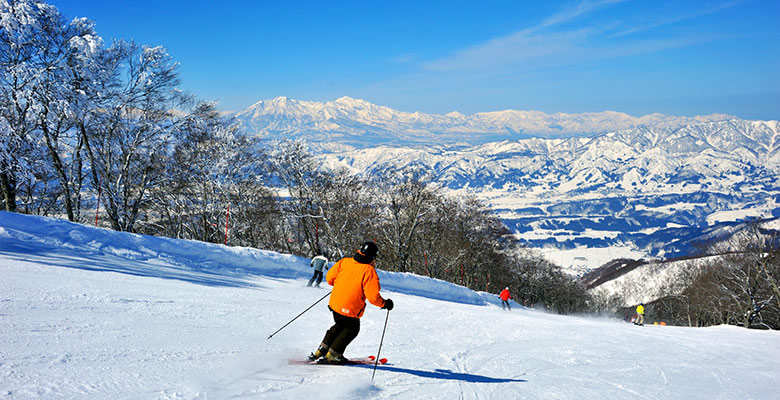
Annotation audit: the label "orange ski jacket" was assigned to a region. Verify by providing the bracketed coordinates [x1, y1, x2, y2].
[500, 289, 511, 301]
[326, 256, 386, 318]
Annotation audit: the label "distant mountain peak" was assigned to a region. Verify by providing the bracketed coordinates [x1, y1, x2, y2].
[445, 111, 466, 119]
[333, 95, 361, 104]
[233, 96, 741, 146]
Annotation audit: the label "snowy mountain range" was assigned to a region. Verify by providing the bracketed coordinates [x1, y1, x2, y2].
[233, 97, 780, 268]
[234, 96, 736, 147]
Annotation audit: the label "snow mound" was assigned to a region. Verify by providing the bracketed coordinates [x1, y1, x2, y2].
[0, 211, 502, 307]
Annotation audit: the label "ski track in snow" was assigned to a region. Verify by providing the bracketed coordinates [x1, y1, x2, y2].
[1, 212, 779, 399]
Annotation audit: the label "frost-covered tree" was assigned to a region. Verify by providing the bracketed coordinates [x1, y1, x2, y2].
[32, 11, 102, 221]
[311, 166, 378, 259]
[375, 168, 439, 273]
[1, 0, 116, 220]
[652, 221, 779, 329]
[0, 0, 63, 212]
[268, 139, 336, 256]
[147, 102, 279, 248]
[704, 222, 779, 329]
[83, 41, 189, 232]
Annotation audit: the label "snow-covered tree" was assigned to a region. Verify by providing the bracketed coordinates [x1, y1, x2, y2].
[146, 102, 280, 249]
[83, 41, 188, 232]
[705, 222, 779, 329]
[375, 168, 439, 273]
[652, 221, 779, 329]
[0, 0, 64, 212]
[32, 10, 102, 221]
[311, 166, 378, 259]
[268, 139, 337, 256]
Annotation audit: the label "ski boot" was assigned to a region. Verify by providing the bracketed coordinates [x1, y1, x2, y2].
[308, 347, 327, 361]
[318, 351, 349, 365]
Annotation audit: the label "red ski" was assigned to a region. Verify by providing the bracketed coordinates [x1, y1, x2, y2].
[289, 355, 388, 366]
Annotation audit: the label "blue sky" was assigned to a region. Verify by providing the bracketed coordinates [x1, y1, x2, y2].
[50, 0, 779, 119]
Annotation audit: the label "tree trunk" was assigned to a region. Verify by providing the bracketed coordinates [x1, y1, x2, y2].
[1, 172, 17, 212]
[41, 115, 75, 221]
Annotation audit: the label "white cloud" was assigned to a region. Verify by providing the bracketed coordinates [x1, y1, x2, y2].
[607, 0, 744, 38]
[534, 0, 627, 32]
[421, 28, 593, 73]
[418, 0, 734, 76]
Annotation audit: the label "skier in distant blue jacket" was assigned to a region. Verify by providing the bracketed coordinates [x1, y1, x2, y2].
[308, 252, 329, 287]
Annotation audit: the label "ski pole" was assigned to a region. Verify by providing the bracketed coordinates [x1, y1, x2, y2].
[371, 309, 390, 381]
[267, 290, 331, 340]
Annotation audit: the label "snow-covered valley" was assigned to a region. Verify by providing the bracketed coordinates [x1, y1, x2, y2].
[233, 97, 780, 269]
[2, 212, 778, 399]
[319, 119, 780, 267]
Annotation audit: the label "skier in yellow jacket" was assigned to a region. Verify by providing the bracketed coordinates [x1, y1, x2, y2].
[635, 303, 645, 326]
[309, 241, 394, 364]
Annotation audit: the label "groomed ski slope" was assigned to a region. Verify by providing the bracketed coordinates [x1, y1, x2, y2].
[1, 212, 778, 399]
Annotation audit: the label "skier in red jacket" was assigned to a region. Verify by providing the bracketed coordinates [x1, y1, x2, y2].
[499, 287, 511, 310]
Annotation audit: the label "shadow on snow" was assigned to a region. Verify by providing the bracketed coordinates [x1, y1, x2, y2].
[354, 364, 526, 383]
[0, 247, 262, 290]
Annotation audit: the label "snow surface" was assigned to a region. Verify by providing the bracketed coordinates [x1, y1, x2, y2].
[2, 212, 779, 399]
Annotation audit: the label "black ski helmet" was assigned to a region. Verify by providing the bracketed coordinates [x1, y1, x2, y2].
[357, 241, 379, 260]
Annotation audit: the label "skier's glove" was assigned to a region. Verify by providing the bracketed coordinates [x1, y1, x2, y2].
[382, 299, 394, 311]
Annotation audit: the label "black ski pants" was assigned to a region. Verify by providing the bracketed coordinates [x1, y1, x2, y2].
[308, 270, 323, 286]
[320, 309, 360, 357]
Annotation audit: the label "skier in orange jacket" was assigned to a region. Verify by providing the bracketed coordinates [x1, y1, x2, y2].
[309, 241, 394, 364]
